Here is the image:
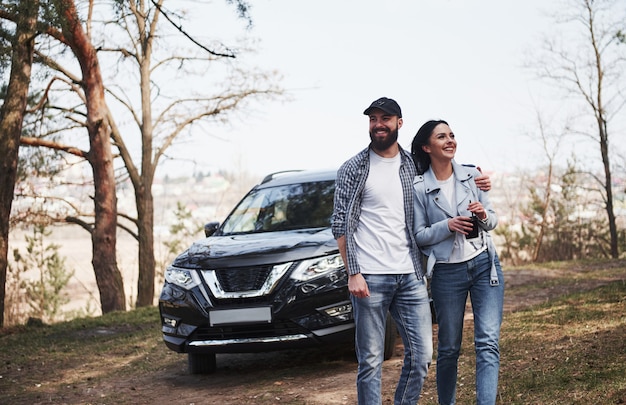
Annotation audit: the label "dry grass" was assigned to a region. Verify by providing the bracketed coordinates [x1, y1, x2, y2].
[453, 280, 626, 404]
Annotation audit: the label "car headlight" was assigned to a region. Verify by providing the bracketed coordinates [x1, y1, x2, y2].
[164, 266, 202, 289]
[290, 254, 344, 281]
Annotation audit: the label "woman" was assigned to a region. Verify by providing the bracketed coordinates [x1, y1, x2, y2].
[411, 120, 504, 405]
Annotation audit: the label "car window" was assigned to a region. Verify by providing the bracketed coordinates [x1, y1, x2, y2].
[221, 180, 335, 234]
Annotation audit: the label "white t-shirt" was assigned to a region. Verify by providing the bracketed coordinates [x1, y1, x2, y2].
[354, 150, 413, 274]
[438, 173, 485, 263]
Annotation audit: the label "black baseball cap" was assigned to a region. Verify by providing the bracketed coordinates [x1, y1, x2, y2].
[363, 97, 402, 118]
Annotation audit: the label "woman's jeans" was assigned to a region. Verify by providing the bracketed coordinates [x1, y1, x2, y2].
[352, 273, 433, 405]
[431, 251, 504, 405]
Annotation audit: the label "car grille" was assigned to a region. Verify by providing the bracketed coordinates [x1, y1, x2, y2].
[202, 263, 292, 299]
[194, 320, 307, 340]
[215, 266, 273, 292]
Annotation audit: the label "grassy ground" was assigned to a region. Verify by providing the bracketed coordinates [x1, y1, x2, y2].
[457, 280, 626, 404]
[1, 259, 625, 404]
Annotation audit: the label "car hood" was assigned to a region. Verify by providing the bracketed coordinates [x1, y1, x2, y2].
[172, 228, 338, 269]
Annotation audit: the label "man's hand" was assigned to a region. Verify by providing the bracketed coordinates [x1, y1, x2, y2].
[475, 166, 491, 191]
[348, 273, 370, 298]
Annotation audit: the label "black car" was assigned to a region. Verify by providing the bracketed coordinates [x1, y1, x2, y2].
[158, 168, 397, 374]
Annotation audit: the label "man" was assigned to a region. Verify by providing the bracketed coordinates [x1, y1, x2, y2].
[332, 97, 433, 404]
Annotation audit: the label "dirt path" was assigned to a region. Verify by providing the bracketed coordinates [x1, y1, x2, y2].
[501, 260, 624, 312]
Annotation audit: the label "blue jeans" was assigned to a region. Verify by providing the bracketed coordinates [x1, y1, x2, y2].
[431, 250, 504, 405]
[352, 273, 433, 405]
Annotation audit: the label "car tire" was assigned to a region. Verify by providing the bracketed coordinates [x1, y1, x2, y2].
[188, 353, 217, 374]
[383, 314, 397, 360]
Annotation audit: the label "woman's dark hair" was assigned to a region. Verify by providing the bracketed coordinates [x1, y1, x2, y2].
[411, 119, 448, 174]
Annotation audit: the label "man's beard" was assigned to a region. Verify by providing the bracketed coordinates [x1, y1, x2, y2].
[370, 127, 399, 151]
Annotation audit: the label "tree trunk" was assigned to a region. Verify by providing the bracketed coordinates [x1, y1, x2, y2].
[0, 0, 39, 327]
[586, 0, 618, 258]
[532, 162, 552, 262]
[599, 120, 618, 258]
[134, 33, 157, 307]
[59, 0, 125, 313]
[135, 182, 156, 307]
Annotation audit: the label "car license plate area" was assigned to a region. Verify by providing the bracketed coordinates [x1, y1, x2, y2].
[209, 307, 272, 326]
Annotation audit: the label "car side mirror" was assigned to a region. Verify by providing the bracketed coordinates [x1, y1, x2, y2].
[204, 221, 220, 237]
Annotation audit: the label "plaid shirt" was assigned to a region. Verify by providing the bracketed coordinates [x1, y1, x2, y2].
[331, 145, 424, 278]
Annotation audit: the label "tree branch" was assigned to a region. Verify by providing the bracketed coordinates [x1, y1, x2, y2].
[148, 0, 236, 58]
[20, 136, 88, 158]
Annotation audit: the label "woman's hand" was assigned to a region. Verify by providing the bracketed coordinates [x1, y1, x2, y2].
[468, 201, 487, 221]
[448, 201, 487, 235]
[448, 216, 476, 235]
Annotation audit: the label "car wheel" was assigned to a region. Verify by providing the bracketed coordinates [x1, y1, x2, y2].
[383, 314, 397, 360]
[188, 353, 217, 374]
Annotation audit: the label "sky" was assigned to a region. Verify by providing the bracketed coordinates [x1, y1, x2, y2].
[160, 0, 588, 180]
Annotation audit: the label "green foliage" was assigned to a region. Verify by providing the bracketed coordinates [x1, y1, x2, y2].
[500, 160, 614, 263]
[0, 8, 13, 82]
[492, 223, 517, 262]
[12, 224, 74, 323]
[225, 0, 253, 28]
[157, 201, 204, 283]
[162, 201, 203, 259]
[538, 163, 611, 260]
[0, 41, 10, 78]
[16, 141, 65, 183]
[155, 201, 204, 291]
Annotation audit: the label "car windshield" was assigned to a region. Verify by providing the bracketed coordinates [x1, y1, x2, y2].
[221, 180, 335, 235]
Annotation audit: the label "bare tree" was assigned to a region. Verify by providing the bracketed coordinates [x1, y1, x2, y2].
[101, 0, 283, 306]
[534, 0, 625, 258]
[0, 0, 39, 327]
[529, 110, 564, 261]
